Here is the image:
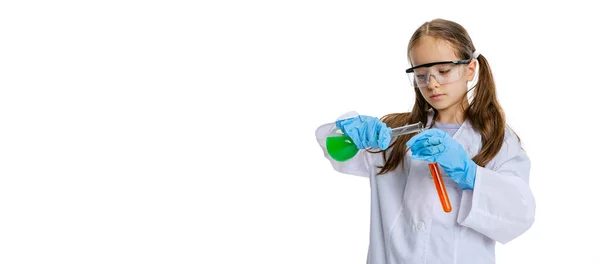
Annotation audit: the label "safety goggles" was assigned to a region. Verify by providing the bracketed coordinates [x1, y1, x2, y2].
[405, 59, 470, 88]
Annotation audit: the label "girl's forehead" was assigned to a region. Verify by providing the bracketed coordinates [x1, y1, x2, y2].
[409, 36, 458, 66]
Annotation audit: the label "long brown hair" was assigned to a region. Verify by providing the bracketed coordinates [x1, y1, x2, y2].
[371, 18, 510, 175]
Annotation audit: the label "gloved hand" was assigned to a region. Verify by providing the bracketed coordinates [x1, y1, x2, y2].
[406, 129, 477, 190]
[335, 115, 392, 150]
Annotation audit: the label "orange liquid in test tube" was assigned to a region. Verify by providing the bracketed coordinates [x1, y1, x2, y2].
[429, 162, 452, 213]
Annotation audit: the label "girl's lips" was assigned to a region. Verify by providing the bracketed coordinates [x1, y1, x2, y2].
[430, 94, 444, 99]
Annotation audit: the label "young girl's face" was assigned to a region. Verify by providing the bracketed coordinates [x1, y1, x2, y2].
[408, 36, 476, 112]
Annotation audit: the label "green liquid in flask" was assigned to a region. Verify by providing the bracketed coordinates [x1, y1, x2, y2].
[326, 135, 359, 162]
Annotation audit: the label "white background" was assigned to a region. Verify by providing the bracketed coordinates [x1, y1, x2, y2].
[1, 1, 598, 263]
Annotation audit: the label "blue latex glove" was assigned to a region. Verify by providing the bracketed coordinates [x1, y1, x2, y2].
[335, 115, 392, 150]
[406, 128, 477, 190]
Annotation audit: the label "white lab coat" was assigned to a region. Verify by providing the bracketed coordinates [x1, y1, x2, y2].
[315, 111, 535, 264]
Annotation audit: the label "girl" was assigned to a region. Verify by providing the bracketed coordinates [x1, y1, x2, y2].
[315, 18, 535, 264]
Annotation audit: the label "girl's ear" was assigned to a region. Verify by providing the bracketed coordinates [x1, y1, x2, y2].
[467, 59, 477, 81]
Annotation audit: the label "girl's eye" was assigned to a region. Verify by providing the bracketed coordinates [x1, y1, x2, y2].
[438, 69, 450, 74]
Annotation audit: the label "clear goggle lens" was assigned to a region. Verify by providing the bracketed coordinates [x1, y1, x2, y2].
[407, 63, 465, 88]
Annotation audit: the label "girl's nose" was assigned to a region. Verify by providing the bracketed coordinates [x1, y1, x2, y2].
[427, 75, 440, 89]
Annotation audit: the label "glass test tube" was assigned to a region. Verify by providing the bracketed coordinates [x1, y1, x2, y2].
[429, 162, 452, 213]
[391, 122, 423, 137]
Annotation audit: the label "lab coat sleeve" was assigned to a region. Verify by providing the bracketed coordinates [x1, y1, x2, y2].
[315, 112, 371, 178]
[456, 131, 535, 244]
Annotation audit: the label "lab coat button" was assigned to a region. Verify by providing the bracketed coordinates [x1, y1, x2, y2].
[416, 222, 425, 231]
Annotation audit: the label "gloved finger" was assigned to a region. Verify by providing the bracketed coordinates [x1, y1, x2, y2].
[347, 128, 363, 149]
[335, 118, 355, 135]
[343, 126, 363, 149]
[348, 124, 365, 149]
[406, 128, 439, 145]
[415, 144, 446, 156]
[372, 122, 391, 149]
[407, 137, 439, 154]
[335, 117, 355, 128]
[409, 136, 443, 152]
[407, 128, 447, 147]
[364, 117, 384, 149]
[378, 126, 392, 150]
[366, 121, 379, 149]
[410, 151, 436, 162]
[357, 115, 369, 122]
[361, 122, 374, 148]
[345, 131, 360, 149]
[406, 131, 428, 147]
